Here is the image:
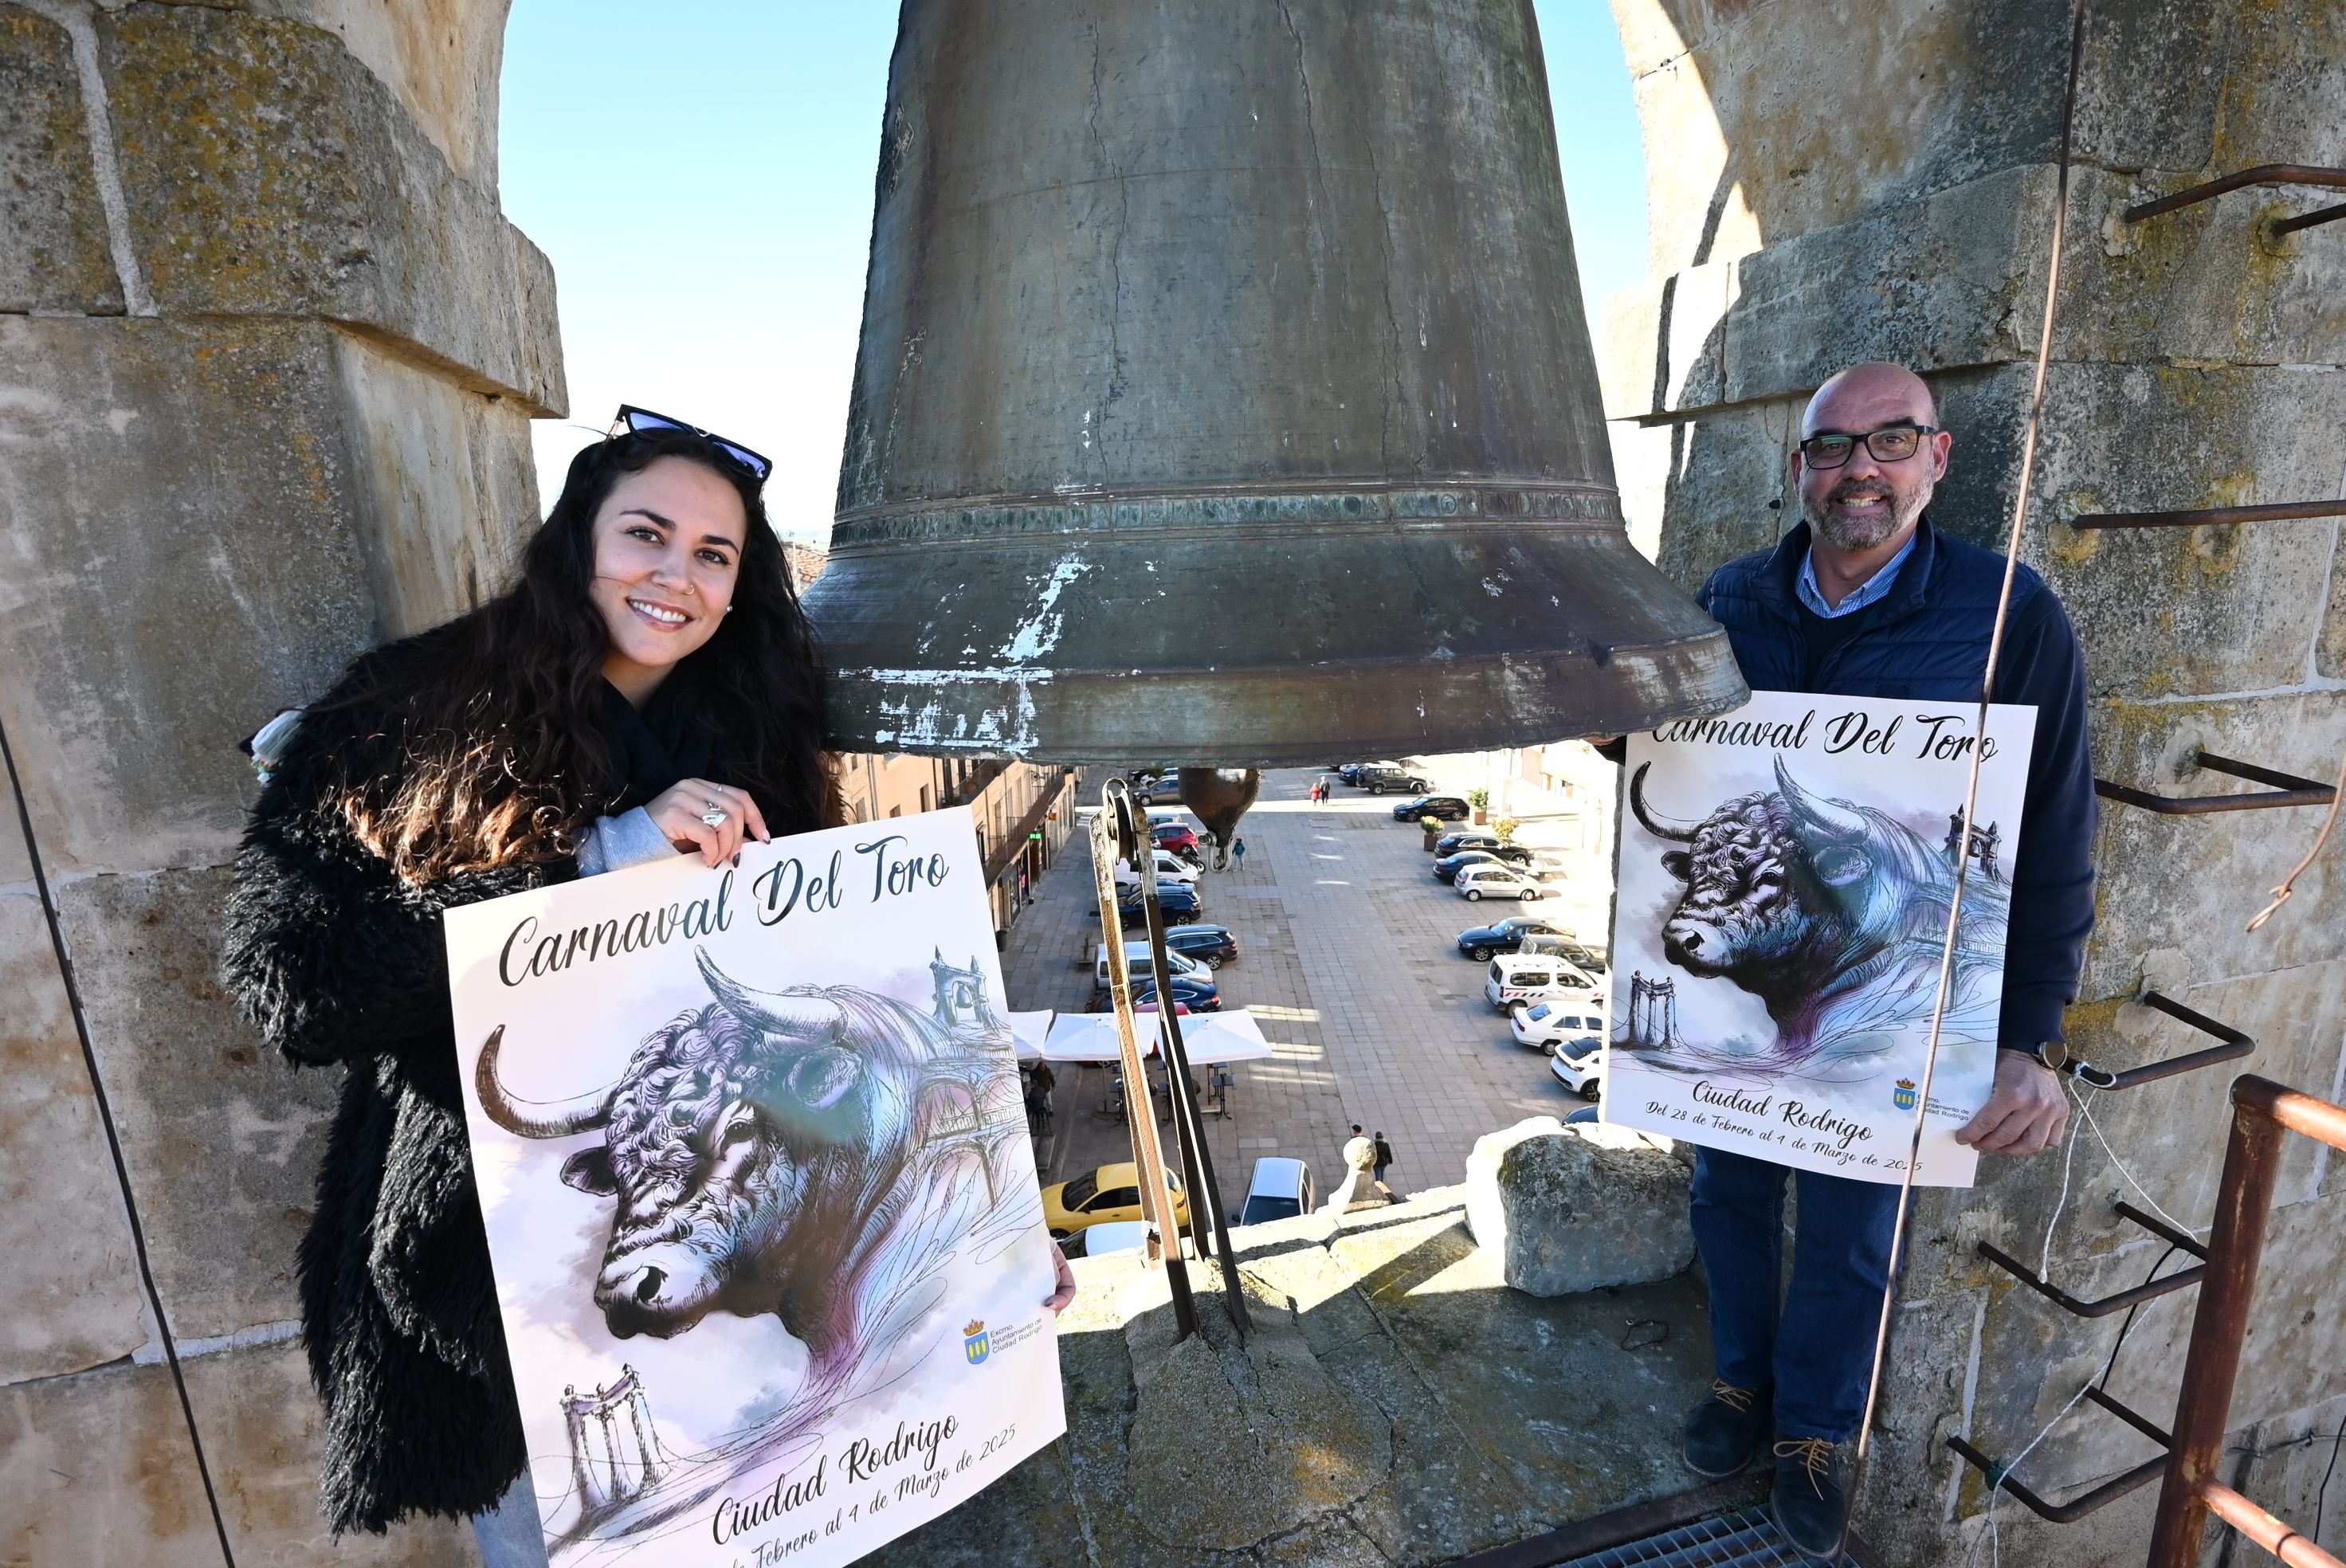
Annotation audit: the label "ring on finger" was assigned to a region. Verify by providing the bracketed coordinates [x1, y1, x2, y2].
[701, 800, 730, 828]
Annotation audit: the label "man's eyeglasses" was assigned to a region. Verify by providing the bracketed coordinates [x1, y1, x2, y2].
[608, 405, 773, 484]
[1798, 424, 1938, 470]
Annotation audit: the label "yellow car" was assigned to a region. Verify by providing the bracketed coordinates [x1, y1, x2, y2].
[1043, 1162, 1190, 1237]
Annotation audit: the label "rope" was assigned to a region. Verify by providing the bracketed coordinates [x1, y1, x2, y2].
[2246, 743, 2346, 931]
[1850, 0, 2093, 1473]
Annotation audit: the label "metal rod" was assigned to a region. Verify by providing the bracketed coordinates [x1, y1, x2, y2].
[2089, 991, 2258, 1090]
[2271, 200, 2346, 237]
[2070, 497, 2346, 530]
[2095, 751, 2340, 814]
[2113, 1201, 2208, 1260]
[2147, 1077, 2293, 1566]
[1975, 1241, 2204, 1318]
[2084, 1387, 2171, 1449]
[1132, 857, 1250, 1335]
[2120, 163, 2346, 222]
[1944, 1441, 2167, 1524]
[1087, 782, 1198, 1339]
[1854, 0, 2093, 1478]
[2199, 1481, 2346, 1568]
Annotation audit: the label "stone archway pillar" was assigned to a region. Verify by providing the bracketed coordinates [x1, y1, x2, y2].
[1, 2, 561, 1560]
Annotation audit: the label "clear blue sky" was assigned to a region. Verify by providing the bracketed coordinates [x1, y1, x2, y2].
[499, 2, 1650, 535]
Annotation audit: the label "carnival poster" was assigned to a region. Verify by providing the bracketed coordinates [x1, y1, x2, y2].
[444, 806, 1065, 1566]
[1603, 691, 2036, 1187]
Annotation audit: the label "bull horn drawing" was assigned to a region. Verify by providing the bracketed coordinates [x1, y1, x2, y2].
[476, 1025, 620, 1138]
[1772, 757, 1869, 841]
[695, 949, 848, 1041]
[1627, 763, 1700, 842]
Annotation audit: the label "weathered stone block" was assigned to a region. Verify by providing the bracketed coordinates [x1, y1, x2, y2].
[0, 3, 127, 313]
[1118, 1266, 1391, 1552]
[1599, 259, 1733, 419]
[100, 5, 563, 413]
[0, 316, 380, 876]
[334, 328, 540, 635]
[178, 1335, 483, 1566]
[0, 889, 151, 1384]
[0, 1358, 223, 1566]
[1602, 400, 1794, 598]
[1465, 1116, 1693, 1296]
[57, 866, 345, 1342]
[2077, 693, 2346, 1000]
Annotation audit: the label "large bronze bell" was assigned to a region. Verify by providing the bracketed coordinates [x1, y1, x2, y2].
[803, 0, 1747, 765]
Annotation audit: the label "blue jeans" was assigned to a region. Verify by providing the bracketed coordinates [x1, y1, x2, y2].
[1689, 1147, 1907, 1443]
[471, 1473, 550, 1568]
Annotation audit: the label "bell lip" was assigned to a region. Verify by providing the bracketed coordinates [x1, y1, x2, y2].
[820, 634, 1751, 767]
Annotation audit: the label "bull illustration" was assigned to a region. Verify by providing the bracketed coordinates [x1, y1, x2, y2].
[1628, 756, 2007, 1064]
[474, 949, 1030, 1397]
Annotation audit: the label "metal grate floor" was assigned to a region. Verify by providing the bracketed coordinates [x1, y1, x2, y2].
[1550, 1507, 1844, 1567]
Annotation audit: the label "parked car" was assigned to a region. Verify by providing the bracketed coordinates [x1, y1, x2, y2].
[1485, 955, 1606, 1013]
[1336, 761, 1397, 785]
[1516, 931, 1610, 980]
[1093, 973, 1222, 1012]
[1434, 829, 1504, 857]
[1061, 1220, 1149, 1259]
[1454, 914, 1568, 962]
[1152, 822, 1203, 858]
[1232, 1158, 1318, 1225]
[1095, 942, 1213, 990]
[1512, 999, 1606, 1055]
[1456, 864, 1546, 901]
[1045, 1162, 1188, 1237]
[1163, 923, 1239, 969]
[1355, 764, 1434, 795]
[1392, 794, 1472, 821]
[1548, 1037, 1605, 1099]
[1433, 845, 1535, 883]
[1141, 847, 1201, 884]
[1134, 776, 1185, 804]
[1116, 880, 1203, 927]
[1563, 1103, 1602, 1126]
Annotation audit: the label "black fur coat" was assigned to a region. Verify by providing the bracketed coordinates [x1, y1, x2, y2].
[221, 649, 574, 1535]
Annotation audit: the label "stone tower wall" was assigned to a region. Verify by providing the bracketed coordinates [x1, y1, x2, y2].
[0, 2, 559, 1562]
[1602, 2, 2346, 1562]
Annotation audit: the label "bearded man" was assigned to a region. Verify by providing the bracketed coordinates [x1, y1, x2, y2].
[1677, 363, 2097, 1558]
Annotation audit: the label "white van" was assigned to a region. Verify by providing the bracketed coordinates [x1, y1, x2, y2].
[1484, 954, 1605, 1013]
[1096, 942, 1213, 990]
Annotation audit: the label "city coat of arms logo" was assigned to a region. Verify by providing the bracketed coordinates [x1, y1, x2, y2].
[965, 1320, 991, 1365]
[1893, 1078, 1920, 1111]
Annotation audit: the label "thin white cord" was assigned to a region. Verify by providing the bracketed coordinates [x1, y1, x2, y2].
[2039, 1082, 2088, 1280]
[1971, 1377, 2098, 1568]
[2071, 1080, 2199, 1237]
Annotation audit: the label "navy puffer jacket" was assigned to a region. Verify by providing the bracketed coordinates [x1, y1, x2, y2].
[1698, 517, 2097, 1047]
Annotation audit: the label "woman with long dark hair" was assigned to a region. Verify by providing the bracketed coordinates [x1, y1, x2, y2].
[222, 412, 835, 1561]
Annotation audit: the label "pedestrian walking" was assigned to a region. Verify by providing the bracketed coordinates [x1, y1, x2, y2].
[1230, 835, 1248, 874]
[1372, 1130, 1398, 1202]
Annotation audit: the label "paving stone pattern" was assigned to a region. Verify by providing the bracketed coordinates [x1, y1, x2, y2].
[999, 767, 1604, 1206]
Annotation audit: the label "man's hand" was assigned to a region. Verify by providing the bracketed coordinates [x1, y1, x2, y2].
[1954, 1052, 2069, 1154]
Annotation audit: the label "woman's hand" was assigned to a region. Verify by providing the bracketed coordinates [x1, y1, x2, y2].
[1044, 1241, 1078, 1315]
[645, 778, 770, 867]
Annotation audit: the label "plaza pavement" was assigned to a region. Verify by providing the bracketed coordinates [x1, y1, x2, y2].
[998, 765, 1610, 1210]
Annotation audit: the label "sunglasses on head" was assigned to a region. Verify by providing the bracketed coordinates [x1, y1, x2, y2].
[607, 404, 773, 484]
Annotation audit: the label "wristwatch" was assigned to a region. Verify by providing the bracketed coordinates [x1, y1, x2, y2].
[2000, 1040, 2069, 1072]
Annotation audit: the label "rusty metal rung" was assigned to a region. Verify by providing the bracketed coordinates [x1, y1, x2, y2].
[2069, 498, 2346, 530]
[2082, 991, 2258, 1092]
[1977, 1242, 2203, 1319]
[2121, 163, 2346, 222]
[1946, 1439, 2167, 1524]
[2271, 200, 2346, 238]
[2114, 1200, 2208, 1260]
[2094, 751, 2339, 815]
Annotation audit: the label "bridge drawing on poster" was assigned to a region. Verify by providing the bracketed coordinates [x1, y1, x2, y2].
[444, 809, 1065, 1567]
[1603, 692, 2037, 1189]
